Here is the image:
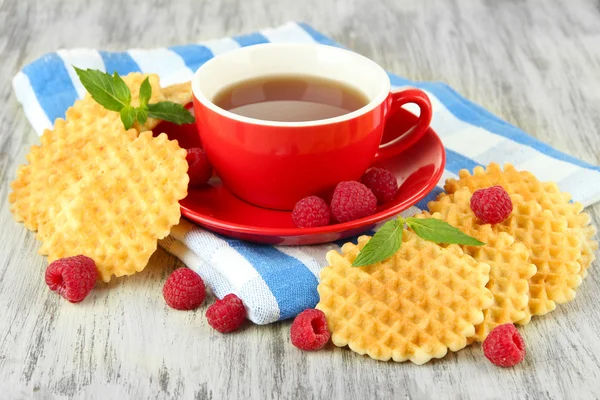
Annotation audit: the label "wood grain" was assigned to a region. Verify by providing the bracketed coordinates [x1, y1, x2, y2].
[1, 0, 599, 398]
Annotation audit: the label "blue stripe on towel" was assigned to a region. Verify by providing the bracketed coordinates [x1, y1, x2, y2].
[390, 77, 600, 173]
[224, 239, 319, 319]
[418, 83, 600, 172]
[233, 32, 269, 47]
[388, 72, 587, 171]
[387, 73, 412, 87]
[416, 186, 444, 210]
[22, 53, 79, 122]
[169, 44, 214, 72]
[99, 51, 141, 75]
[445, 148, 482, 174]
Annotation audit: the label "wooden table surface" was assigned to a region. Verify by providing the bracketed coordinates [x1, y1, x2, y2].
[1, 0, 599, 398]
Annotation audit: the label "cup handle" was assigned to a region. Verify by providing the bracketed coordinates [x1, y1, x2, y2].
[372, 88, 433, 163]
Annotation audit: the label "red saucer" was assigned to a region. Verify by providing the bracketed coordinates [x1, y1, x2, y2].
[155, 107, 445, 245]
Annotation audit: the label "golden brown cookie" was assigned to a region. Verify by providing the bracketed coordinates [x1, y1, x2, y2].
[415, 206, 535, 341]
[317, 231, 493, 364]
[162, 81, 193, 107]
[429, 187, 583, 323]
[445, 163, 597, 278]
[9, 73, 166, 231]
[36, 131, 188, 282]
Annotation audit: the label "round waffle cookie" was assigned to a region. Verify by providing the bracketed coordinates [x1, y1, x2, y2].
[317, 231, 493, 364]
[444, 163, 597, 278]
[428, 187, 583, 324]
[9, 100, 132, 231]
[417, 197, 536, 341]
[9, 73, 165, 232]
[36, 131, 188, 282]
[162, 81, 193, 106]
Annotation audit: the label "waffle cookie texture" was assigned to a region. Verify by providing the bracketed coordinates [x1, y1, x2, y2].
[316, 231, 493, 364]
[162, 82, 193, 106]
[429, 187, 583, 323]
[415, 207, 536, 341]
[320, 163, 597, 362]
[444, 163, 597, 279]
[9, 73, 189, 281]
[36, 131, 188, 282]
[9, 73, 165, 231]
[9, 99, 133, 231]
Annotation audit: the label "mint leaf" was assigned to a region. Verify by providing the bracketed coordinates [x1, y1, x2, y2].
[75, 67, 194, 129]
[135, 107, 148, 124]
[147, 102, 195, 125]
[405, 217, 485, 246]
[139, 77, 151, 108]
[352, 219, 403, 267]
[120, 107, 136, 130]
[74, 67, 130, 112]
[112, 72, 131, 106]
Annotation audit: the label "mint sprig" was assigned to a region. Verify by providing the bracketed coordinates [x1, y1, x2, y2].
[74, 68, 130, 112]
[120, 107, 136, 129]
[74, 68, 194, 130]
[405, 217, 484, 246]
[351, 219, 403, 267]
[147, 102, 195, 125]
[138, 77, 152, 108]
[112, 72, 132, 108]
[352, 216, 485, 267]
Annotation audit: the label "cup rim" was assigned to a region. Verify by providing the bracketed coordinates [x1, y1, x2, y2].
[191, 43, 391, 127]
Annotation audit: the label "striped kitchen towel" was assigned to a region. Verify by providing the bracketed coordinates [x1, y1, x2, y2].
[13, 22, 600, 325]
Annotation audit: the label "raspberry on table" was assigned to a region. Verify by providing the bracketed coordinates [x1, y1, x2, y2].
[163, 268, 206, 310]
[470, 185, 513, 224]
[482, 324, 526, 367]
[206, 294, 247, 333]
[186, 147, 213, 187]
[45, 255, 97, 303]
[360, 167, 398, 205]
[292, 196, 331, 228]
[290, 309, 331, 351]
[330, 181, 377, 223]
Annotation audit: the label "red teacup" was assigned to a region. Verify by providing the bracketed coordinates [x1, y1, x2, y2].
[192, 43, 432, 210]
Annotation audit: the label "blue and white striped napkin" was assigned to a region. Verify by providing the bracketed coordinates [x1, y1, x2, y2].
[13, 22, 600, 325]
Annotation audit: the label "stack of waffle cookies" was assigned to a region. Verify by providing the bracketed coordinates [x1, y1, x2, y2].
[317, 163, 598, 364]
[9, 74, 194, 282]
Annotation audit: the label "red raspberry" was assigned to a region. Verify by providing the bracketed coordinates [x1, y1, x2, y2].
[206, 294, 246, 333]
[292, 196, 331, 228]
[290, 309, 331, 351]
[186, 148, 213, 187]
[45, 255, 97, 303]
[163, 268, 206, 310]
[470, 185, 513, 224]
[483, 324, 526, 367]
[330, 181, 377, 223]
[360, 168, 398, 205]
